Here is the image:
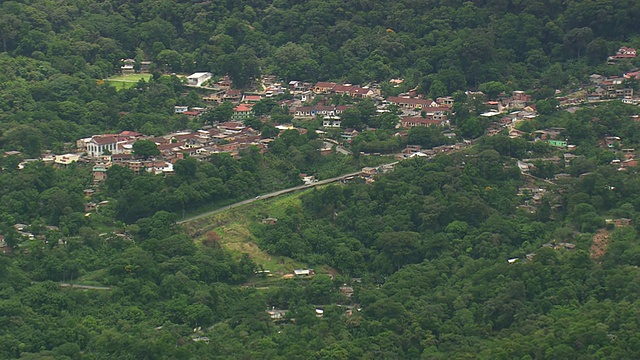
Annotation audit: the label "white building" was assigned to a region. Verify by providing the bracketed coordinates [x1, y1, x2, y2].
[54, 154, 81, 166]
[82, 135, 125, 157]
[187, 72, 213, 86]
[322, 116, 342, 128]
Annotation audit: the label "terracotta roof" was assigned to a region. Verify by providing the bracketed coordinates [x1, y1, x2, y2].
[314, 82, 337, 89]
[91, 135, 118, 145]
[401, 117, 442, 126]
[219, 121, 245, 130]
[333, 84, 353, 93]
[350, 87, 369, 95]
[234, 104, 253, 112]
[149, 137, 170, 144]
[158, 143, 178, 151]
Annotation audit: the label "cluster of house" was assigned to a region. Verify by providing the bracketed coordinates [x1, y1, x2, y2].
[75, 123, 268, 184]
[606, 139, 639, 170]
[265, 279, 359, 322]
[484, 91, 534, 113]
[586, 74, 635, 104]
[197, 76, 462, 135]
[399, 142, 467, 158]
[607, 46, 637, 63]
[119, 58, 151, 73]
[484, 107, 539, 137]
[516, 185, 548, 214]
[13, 151, 83, 170]
[556, 46, 639, 106]
[0, 223, 65, 255]
[508, 239, 579, 264]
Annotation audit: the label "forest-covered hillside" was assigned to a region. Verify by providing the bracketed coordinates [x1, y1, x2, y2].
[2, 0, 640, 359]
[2, 0, 640, 155]
[2, 0, 640, 90]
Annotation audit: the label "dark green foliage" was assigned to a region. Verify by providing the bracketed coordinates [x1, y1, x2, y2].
[2, 1, 640, 359]
[132, 139, 160, 159]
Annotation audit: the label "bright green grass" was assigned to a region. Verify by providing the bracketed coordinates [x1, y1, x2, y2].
[103, 73, 152, 90]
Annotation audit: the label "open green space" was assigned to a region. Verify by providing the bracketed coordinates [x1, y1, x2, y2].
[182, 189, 316, 277]
[103, 73, 152, 90]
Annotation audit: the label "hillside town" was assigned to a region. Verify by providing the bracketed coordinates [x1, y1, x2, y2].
[6, 47, 640, 195]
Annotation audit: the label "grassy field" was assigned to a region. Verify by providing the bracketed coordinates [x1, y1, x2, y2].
[182, 190, 316, 277]
[103, 73, 152, 90]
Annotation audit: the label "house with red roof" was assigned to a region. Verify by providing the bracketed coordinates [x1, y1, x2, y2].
[224, 89, 242, 102]
[624, 70, 640, 80]
[243, 94, 262, 102]
[219, 121, 246, 133]
[609, 47, 637, 62]
[232, 104, 254, 120]
[84, 135, 122, 157]
[314, 82, 337, 93]
[120, 131, 143, 139]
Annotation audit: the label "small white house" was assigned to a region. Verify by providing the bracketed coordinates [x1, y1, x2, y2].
[323, 116, 341, 128]
[188, 72, 213, 86]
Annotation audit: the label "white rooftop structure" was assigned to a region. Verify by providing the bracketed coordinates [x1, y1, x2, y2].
[187, 72, 213, 86]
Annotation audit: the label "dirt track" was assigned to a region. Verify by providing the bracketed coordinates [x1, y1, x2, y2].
[591, 229, 610, 260]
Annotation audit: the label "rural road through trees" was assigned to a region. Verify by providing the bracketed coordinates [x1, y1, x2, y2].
[177, 169, 367, 224]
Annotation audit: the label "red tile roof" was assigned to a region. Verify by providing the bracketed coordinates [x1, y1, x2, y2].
[243, 95, 262, 102]
[92, 135, 118, 145]
[314, 82, 337, 90]
[220, 121, 245, 130]
[234, 104, 253, 112]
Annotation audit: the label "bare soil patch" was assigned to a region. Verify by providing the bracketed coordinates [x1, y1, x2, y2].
[591, 229, 610, 260]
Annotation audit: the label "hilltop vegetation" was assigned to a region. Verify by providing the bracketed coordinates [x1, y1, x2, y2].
[2, 0, 640, 359]
[1, 0, 639, 86]
[1, 0, 640, 153]
[3, 103, 640, 358]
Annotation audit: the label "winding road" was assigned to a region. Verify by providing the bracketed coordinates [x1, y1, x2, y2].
[177, 169, 367, 224]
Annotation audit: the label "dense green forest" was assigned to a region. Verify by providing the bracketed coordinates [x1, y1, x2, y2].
[3, 103, 640, 358]
[2, 0, 640, 359]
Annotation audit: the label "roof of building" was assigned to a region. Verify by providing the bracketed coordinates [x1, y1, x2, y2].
[91, 135, 118, 145]
[234, 104, 253, 112]
[188, 72, 211, 78]
[314, 81, 337, 89]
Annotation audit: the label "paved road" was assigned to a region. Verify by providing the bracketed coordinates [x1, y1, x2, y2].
[60, 283, 111, 290]
[323, 140, 352, 155]
[177, 169, 367, 224]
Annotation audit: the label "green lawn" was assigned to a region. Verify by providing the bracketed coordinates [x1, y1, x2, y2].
[103, 73, 152, 90]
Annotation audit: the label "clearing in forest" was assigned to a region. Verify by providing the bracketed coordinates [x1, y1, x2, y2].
[591, 229, 610, 260]
[181, 191, 312, 276]
[104, 73, 152, 90]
